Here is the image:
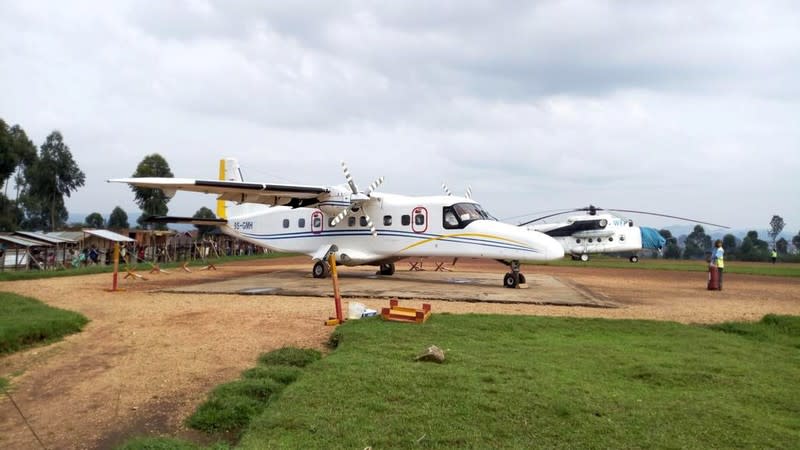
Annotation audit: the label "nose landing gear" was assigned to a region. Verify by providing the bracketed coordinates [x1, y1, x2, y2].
[502, 260, 526, 288]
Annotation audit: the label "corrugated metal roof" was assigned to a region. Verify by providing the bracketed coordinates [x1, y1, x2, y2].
[0, 234, 52, 247]
[50, 231, 84, 241]
[83, 229, 135, 242]
[14, 231, 73, 244]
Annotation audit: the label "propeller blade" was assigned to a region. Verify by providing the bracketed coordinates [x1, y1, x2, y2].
[363, 213, 377, 236]
[465, 186, 472, 199]
[330, 207, 351, 227]
[341, 161, 359, 194]
[442, 182, 452, 196]
[366, 176, 384, 196]
[606, 209, 729, 229]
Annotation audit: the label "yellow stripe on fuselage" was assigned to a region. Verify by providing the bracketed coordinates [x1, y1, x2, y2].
[216, 158, 226, 219]
[399, 233, 529, 252]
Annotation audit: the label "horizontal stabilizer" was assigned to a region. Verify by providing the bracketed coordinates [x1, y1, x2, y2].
[143, 216, 228, 226]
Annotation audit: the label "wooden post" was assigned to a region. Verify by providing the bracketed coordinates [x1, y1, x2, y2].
[328, 252, 343, 324]
[108, 242, 121, 291]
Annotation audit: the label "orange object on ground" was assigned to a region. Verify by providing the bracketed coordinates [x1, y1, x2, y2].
[381, 298, 431, 323]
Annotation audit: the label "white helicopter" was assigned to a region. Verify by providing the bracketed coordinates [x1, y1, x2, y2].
[517, 205, 728, 262]
[110, 158, 564, 288]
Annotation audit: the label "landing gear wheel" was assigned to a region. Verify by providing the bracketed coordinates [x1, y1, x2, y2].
[629, 255, 639, 263]
[312, 261, 329, 278]
[378, 262, 395, 276]
[571, 255, 580, 261]
[503, 272, 519, 289]
[580, 254, 589, 262]
[518, 273, 526, 285]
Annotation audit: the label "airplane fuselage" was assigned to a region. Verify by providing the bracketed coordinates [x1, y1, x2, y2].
[223, 193, 564, 266]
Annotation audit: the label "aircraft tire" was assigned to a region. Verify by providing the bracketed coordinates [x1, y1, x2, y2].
[518, 273, 526, 285]
[379, 262, 395, 276]
[629, 255, 639, 263]
[580, 254, 589, 262]
[312, 261, 328, 278]
[503, 272, 519, 289]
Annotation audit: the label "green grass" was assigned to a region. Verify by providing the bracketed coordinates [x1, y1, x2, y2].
[0, 377, 8, 390]
[709, 314, 800, 349]
[115, 437, 231, 450]
[529, 256, 800, 277]
[0, 292, 89, 354]
[185, 347, 318, 438]
[238, 314, 800, 449]
[0, 252, 297, 282]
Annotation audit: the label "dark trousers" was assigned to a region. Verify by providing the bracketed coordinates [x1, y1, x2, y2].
[718, 268, 723, 290]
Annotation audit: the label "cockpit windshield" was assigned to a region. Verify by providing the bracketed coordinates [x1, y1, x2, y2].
[443, 202, 496, 229]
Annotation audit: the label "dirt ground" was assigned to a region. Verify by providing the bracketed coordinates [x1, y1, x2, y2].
[1, 257, 799, 449]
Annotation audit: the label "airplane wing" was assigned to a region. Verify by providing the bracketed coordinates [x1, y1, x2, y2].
[108, 177, 330, 207]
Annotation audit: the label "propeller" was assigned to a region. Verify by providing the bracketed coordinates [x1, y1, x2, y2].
[465, 186, 472, 199]
[330, 161, 384, 236]
[442, 182, 452, 196]
[519, 205, 729, 229]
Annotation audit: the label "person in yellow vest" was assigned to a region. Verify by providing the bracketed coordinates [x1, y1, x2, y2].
[711, 240, 724, 290]
[771, 248, 777, 264]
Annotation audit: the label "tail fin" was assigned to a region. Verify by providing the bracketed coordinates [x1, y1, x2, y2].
[216, 157, 243, 219]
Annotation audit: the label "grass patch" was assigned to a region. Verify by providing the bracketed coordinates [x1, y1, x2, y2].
[257, 347, 321, 367]
[114, 436, 231, 450]
[0, 252, 297, 282]
[709, 314, 800, 349]
[239, 315, 800, 449]
[0, 377, 8, 390]
[185, 347, 317, 439]
[0, 292, 89, 354]
[528, 257, 800, 277]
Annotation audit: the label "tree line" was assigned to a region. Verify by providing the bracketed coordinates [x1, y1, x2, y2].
[1, 118, 216, 234]
[658, 215, 799, 261]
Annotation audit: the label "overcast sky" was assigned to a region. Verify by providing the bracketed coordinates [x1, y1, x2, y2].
[1, 0, 798, 232]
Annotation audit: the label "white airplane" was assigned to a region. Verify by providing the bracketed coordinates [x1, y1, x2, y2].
[518, 205, 728, 262]
[110, 158, 564, 288]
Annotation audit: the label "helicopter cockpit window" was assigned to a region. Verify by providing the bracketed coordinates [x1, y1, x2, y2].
[443, 203, 495, 229]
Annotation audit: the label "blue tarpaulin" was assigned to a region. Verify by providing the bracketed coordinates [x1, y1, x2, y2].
[640, 227, 666, 249]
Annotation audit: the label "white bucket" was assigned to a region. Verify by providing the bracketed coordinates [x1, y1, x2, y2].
[347, 302, 366, 320]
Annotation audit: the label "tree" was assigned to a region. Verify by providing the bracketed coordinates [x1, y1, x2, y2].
[776, 237, 788, 255]
[193, 206, 218, 236]
[0, 120, 37, 230]
[22, 131, 85, 231]
[130, 154, 173, 229]
[682, 225, 711, 259]
[658, 229, 681, 259]
[739, 230, 769, 261]
[108, 206, 130, 229]
[768, 215, 785, 246]
[722, 234, 738, 260]
[793, 231, 800, 253]
[85, 212, 105, 228]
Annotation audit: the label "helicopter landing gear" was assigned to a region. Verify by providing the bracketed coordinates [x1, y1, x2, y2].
[503, 260, 526, 288]
[312, 260, 330, 279]
[629, 255, 639, 263]
[580, 254, 589, 262]
[378, 262, 395, 276]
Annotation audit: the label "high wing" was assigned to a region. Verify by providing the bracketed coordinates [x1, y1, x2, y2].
[108, 177, 330, 207]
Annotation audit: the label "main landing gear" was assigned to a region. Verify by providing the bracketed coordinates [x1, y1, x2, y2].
[629, 255, 639, 263]
[312, 260, 331, 279]
[502, 260, 526, 289]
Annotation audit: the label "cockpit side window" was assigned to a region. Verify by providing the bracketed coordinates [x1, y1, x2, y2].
[443, 203, 495, 229]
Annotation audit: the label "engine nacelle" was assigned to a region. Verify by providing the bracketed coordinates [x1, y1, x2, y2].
[317, 185, 353, 216]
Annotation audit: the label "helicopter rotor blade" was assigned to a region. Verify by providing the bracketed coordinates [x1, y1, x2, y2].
[605, 208, 729, 229]
[518, 208, 584, 226]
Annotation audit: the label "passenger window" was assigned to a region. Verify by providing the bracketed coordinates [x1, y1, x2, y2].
[415, 213, 425, 226]
[383, 215, 392, 226]
[282, 219, 290, 229]
[360, 216, 368, 227]
[298, 218, 306, 228]
[348, 216, 356, 227]
[401, 215, 411, 226]
[313, 216, 321, 228]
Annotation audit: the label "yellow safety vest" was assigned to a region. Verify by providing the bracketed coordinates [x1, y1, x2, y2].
[772, 250, 777, 258]
[715, 249, 724, 269]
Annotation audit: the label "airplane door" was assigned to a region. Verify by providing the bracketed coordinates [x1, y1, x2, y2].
[311, 211, 323, 234]
[412, 207, 428, 233]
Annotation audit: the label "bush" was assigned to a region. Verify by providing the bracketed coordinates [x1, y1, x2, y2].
[257, 347, 321, 367]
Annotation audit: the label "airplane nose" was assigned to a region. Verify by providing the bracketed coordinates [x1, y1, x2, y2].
[545, 237, 565, 260]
